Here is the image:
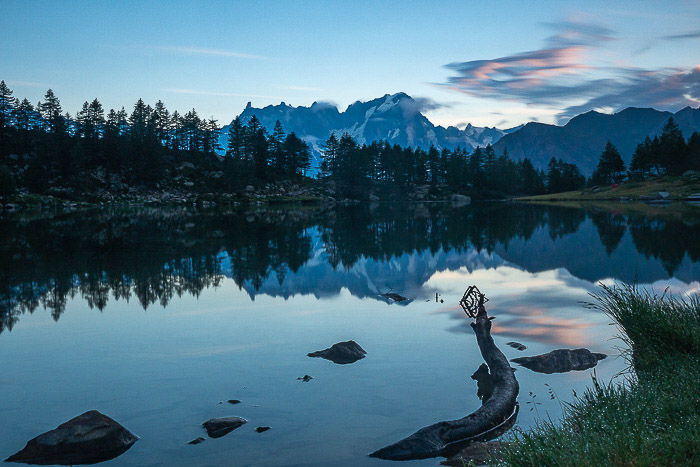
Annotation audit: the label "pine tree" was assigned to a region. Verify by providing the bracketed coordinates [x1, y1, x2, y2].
[13, 99, 35, 131]
[38, 89, 64, 134]
[150, 101, 170, 144]
[592, 141, 625, 185]
[657, 117, 688, 175]
[0, 80, 17, 128]
[129, 98, 149, 142]
[244, 115, 263, 163]
[226, 116, 245, 159]
[321, 133, 339, 178]
[203, 117, 220, 154]
[169, 111, 182, 150]
[268, 120, 286, 173]
[630, 137, 654, 177]
[283, 132, 310, 177]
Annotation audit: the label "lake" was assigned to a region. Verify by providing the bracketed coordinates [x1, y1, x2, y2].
[1, 202, 699, 466]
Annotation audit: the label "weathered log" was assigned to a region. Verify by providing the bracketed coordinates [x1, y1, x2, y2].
[369, 297, 519, 460]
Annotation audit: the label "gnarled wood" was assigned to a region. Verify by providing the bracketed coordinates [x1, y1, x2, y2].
[369, 297, 519, 461]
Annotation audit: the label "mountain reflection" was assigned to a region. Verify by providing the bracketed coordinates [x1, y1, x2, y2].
[1, 203, 700, 333]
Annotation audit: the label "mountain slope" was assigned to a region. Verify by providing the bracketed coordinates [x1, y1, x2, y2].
[494, 107, 700, 174]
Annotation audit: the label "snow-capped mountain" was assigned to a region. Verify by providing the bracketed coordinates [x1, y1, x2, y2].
[219, 93, 507, 174]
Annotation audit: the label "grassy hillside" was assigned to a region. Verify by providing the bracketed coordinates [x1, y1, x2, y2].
[517, 173, 700, 202]
[498, 285, 700, 466]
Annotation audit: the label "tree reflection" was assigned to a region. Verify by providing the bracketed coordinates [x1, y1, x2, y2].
[1, 203, 699, 332]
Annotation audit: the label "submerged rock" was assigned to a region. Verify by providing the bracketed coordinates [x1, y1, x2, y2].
[188, 437, 206, 445]
[381, 292, 408, 302]
[255, 426, 271, 433]
[297, 374, 313, 382]
[5, 410, 138, 465]
[202, 417, 247, 439]
[307, 340, 366, 364]
[506, 341, 527, 351]
[511, 348, 606, 374]
[226, 400, 241, 405]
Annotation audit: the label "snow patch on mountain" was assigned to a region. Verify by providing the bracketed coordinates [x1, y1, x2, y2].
[219, 92, 508, 175]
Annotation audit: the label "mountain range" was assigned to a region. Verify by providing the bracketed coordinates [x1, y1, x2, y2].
[220, 93, 509, 173]
[494, 106, 700, 174]
[220, 93, 700, 175]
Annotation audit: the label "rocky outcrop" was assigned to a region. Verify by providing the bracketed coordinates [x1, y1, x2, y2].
[308, 340, 366, 364]
[511, 348, 606, 374]
[5, 410, 138, 465]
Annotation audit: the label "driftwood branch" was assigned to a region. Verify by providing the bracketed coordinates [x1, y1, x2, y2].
[369, 294, 519, 460]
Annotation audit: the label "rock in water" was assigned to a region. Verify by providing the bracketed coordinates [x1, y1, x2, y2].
[202, 417, 247, 439]
[255, 426, 271, 433]
[5, 410, 138, 465]
[307, 340, 366, 364]
[381, 292, 408, 302]
[511, 348, 606, 374]
[506, 341, 527, 351]
[297, 375, 313, 382]
[187, 437, 205, 445]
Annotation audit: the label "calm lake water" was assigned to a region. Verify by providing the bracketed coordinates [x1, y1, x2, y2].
[1, 202, 699, 466]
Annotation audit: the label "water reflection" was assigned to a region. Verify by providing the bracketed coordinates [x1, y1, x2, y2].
[2, 203, 700, 333]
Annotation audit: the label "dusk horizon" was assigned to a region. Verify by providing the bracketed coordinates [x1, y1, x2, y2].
[2, 2, 700, 466]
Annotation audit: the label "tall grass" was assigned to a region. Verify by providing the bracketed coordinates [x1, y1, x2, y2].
[497, 284, 700, 466]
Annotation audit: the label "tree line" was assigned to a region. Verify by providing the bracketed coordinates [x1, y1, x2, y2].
[318, 133, 584, 199]
[590, 118, 700, 185]
[0, 81, 310, 195]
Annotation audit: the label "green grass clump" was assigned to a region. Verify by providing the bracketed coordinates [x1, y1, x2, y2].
[497, 284, 700, 466]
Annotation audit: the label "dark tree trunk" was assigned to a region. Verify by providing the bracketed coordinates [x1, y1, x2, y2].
[369, 301, 519, 461]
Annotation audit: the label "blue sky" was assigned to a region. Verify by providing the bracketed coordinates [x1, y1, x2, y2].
[2, 0, 699, 128]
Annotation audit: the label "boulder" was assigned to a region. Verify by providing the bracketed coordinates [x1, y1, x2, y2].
[511, 348, 606, 374]
[308, 340, 366, 364]
[657, 191, 670, 199]
[202, 417, 247, 439]
[5, 410, 138, 465]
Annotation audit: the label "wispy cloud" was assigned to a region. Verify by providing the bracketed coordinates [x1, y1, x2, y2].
[152, 46, 266, 59]
[441, 18, 700, 123]
[163, 88, 282, 99]
[662, 30, 700, 40]
[400, 96, 452, 114]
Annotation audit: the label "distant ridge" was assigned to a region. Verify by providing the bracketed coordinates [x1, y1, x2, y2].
[220, 93, 700, 176]
[494, 106, 700, 174]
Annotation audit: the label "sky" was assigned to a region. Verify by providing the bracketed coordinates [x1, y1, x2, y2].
[2, 0, 700, 129]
